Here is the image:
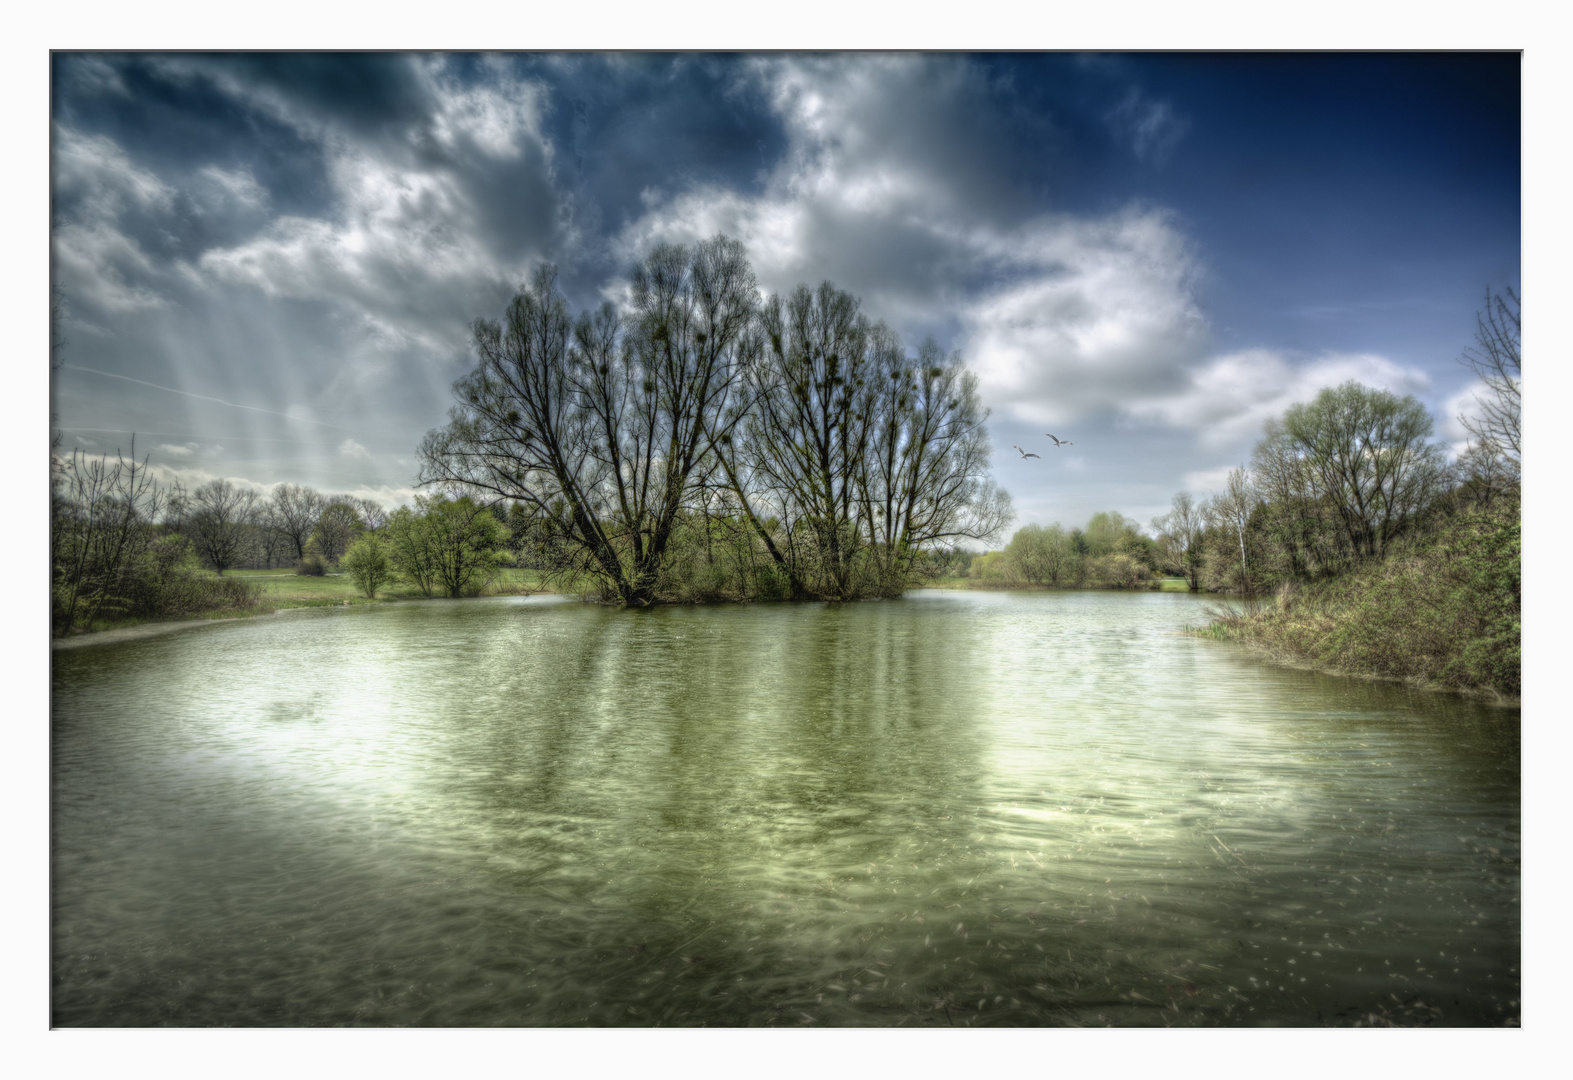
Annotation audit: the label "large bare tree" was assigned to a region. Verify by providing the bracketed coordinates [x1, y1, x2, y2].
[737, 282, 879, 599]
[188, 478, 261, 575]
[271, 483, 326, 560]
[861, 338, 1012, 588]
[421, 237, 759, 606]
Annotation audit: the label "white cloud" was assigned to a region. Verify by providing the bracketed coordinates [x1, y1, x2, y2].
[142, 462, 273, 496]
[52, 126, 174, 220]
[422, 55, 547, 161]
[1180, 465, 1241, 497]
[156, 442, 197, 458]
[195, 127, 544, 355]
[1126, 349, 1433, 447]
[337, 483, 421, 510]
[338, 438, 371, 460]
[614, 55, 1208, 428]
[197, 165, 270, 211]
[962, 209, 1206, 424]
[51, 126, 179, 315]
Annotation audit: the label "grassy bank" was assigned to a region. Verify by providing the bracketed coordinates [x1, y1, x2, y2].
[229, 566, 555, 608]
[919, 576, 1193, 592]
[1192, 508, 1520, 700]
[55, 567, 563, 638]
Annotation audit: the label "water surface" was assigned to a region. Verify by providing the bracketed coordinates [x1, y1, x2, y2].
[52, 590, 1520, 1026]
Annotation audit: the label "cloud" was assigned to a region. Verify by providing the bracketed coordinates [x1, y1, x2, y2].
[197, 165, 270, 212]
[613, 55, 1207, 427]
[1106, 89, 1190, 166]
[191, 62, 559, 358]
[156, 442, 197, 458]
[961, 209, 1206, 424]
[1439, 376, 1521, 459]
[1125, 349, 1433, 447]
[1180, 465, 1241, 497]
[51, 125, 179, 315]
[338, 438, 371, 460]
[141, 461, 274, 497]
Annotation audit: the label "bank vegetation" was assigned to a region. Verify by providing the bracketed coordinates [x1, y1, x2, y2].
[1182, 289, 1520, 698]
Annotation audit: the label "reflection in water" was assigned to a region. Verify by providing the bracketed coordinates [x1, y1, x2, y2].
[51, 591, 1519, 1026]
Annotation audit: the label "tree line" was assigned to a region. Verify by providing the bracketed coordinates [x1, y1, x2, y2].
[972, 511, 1166, 589]
[1162, 288, 1520, 695]
[50, 448, 533, 633]
[419, 236, 1011, 606]
[961, 287, 1519, 695]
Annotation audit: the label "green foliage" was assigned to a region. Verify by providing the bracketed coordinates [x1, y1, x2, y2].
[1279, 381, 1448, 560]
[294, 544, 329, 576]
[51, 445, 265, 634]
[968, 550, 1018, 585]
[340, 531, 392, 599]
[1200, 502, 1520, 697]
[385, 495, 509, 598]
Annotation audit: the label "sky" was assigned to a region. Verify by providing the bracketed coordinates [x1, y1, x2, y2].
[48, 51, 1521, 538]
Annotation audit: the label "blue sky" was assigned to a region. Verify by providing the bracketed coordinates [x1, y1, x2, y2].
[49, 52, 1520, 536]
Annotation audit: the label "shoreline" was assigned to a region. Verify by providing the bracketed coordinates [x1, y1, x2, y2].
[1189, 628, 1521, 707]
[51, 589, 559, 651]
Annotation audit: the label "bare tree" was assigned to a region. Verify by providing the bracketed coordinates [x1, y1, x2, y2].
[1205, 467, 1260, 596]
[354, 496, 389, 533]
[1458, 286, 1520, 469]
[271, 483, 326, 560]
[736, 282, 878, 599]
[188, 479, 260, 574]
[421, 238, 759, 607]
[52, 439, 166, 635]
[311, 499, 364, 563]
[1152, 491, 1206, 591]
[251, 499, 290, 569]
[862, 337, 1012, 588]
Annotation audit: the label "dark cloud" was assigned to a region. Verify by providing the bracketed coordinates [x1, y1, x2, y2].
[49, 52, 1519, 532]
[52, 54, 337, 225]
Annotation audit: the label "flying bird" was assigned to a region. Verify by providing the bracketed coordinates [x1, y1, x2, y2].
[1045, 433, 1074, 447]
[1013, 445, 1041, 459]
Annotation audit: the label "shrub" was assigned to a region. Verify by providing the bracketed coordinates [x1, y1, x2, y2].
[340, 532, 392, 599]
[295, 552, 329, 576]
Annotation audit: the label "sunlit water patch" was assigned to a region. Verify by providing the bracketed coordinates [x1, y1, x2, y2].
[52, 590, 1519, 1026]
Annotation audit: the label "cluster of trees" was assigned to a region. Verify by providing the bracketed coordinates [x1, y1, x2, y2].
[1147, 372, 1514, 598]
[161, 481, 390, 576]
[341, 494, 510, 600]
[49, 445, 266, 635]
[1164, 288, 1520, 695]
[51, 439, 521, 632]
[50, 449, 393, 634]
[419, 236, 1010, 606]
[959, 287, 1520, 624]
[973, 511, 1164, 589]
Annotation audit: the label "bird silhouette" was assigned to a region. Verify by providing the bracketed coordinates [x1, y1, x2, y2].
[1045, 433, 1074, 447]
[1013, 445, 1041, 459]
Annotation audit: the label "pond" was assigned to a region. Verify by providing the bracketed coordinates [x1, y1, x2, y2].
[51, 590, 1520, 1026]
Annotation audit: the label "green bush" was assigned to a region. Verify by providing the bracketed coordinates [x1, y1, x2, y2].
[1200, 502, 1519, 697]
[294, 552, 329, 576]
[340, 532, 392, 598]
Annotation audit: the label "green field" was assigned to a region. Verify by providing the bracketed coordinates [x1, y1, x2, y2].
[226, 567, 560, 609]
